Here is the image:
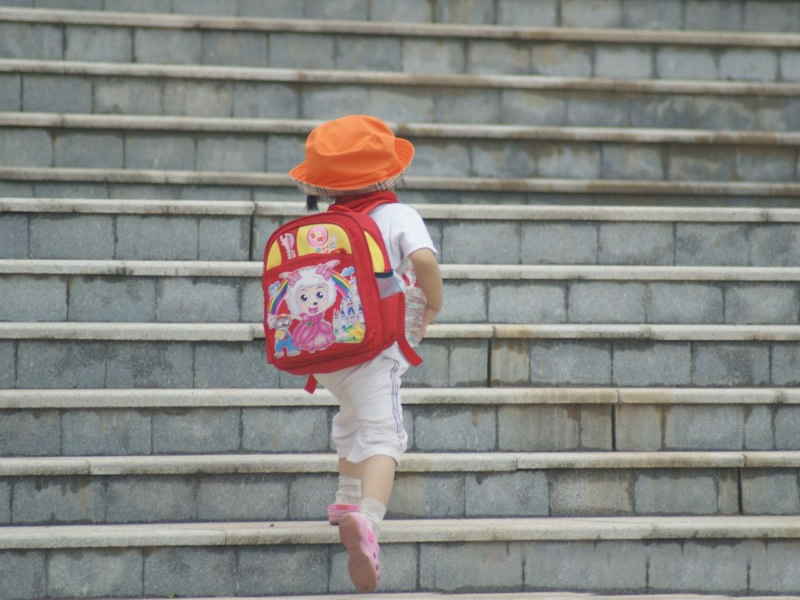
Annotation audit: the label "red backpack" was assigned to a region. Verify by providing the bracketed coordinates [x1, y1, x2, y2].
[262, 198, 422, 393]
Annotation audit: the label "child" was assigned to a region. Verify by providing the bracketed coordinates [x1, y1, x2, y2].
[288, 114, 443, 593]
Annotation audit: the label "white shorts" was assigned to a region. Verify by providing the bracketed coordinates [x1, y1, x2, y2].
[315, 343, 409, 464]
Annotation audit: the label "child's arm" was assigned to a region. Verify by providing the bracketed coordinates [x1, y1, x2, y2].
[408, 248, 443, 338]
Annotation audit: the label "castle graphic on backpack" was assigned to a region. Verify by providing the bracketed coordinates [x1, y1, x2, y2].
[262, 198, 422, 393]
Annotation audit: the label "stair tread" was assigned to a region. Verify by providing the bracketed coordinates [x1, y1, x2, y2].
[3, 515, 799, 549]
[2, 450, 798, 477]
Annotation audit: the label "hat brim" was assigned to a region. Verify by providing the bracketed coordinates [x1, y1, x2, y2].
[289, 138, 414, 197]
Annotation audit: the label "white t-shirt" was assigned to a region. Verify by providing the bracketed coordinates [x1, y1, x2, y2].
[368, 203, 437, 273]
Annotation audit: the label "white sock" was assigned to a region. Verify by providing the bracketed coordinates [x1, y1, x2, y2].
[359, 496, 387, 536]
[335, 475, 362, 506]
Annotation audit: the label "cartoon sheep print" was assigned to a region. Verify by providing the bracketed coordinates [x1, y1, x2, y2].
[267, 259, 366, 356]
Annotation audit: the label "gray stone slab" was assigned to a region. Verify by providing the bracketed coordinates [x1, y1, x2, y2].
[242, 407, 331, 453]
[664, 405, 744, 450]
[0, 410, 61, 456]
[434, 88, 501, 124]
[48, 549, 143, 598]
[744, 405, 775, 450]
[17, 341, 108, 388]
[720, 49, 779, 81]
[194, 341, 277, 388]
[750, 540, 800, 594]
[54, 132, 124, 169]
[434, 0, 494, 24]
[163, 80, 234, 117]
[152, 408, 240, 454]
[413, 406, 496, 452]
[0, 550, 46, 599]
[742, 471, 800, 514]
[125, 134, 195, 170]
[561, 0, 623, 27]
[502, 90, 567, 126]
[489, 282, 565, 324]
[595, 46, 653, 79]
[524, 540, 646, 591]
[521, 223, 598, 265]
[203, 31, 268, 67]
[391, 473, 464, 518]
[0, 342, 14, 389]
[647, 283, 724, 324]
[599, 222, 674, 265]
[0, 129, 52, 167]
[62, 409, 151, 456]
[775, 405, 800, 449]
[23, 75, 92, 113]
[676, 223, 751, 266]
[615, 405, 663, 451]
[144, 547, 235, 597]
[156, 279, 241, 322]
[233, 82, 300, 118]
[650, 541, 753, 593]
[750, 224, 800, 266]
[499, 405, 581, 451]
[12, 477, 105, 524]
[402, 39, 465, 74]
[105, 342, 194, 388]
[0, 22, 62, 59]
[336, 36, 401, 71]
[0, 74, 21, 111]
[441, 221, 519, 264]
[466, 471, 549, 517]
[569, 282, 646, 323]
[657, 47, 718, 80]
[550, 470, 633, 515]
[197, 135, 265, 172]
[134, 28, 202, 64]
[468, 40, 530, 75]
[106, 476, 196, 522]
[116, 215, 198, 260]
[269, 32, 335, 70]
[238, 546, 329, 595]
[0, 276, 66, 321]
[531, 341, 612, 386]
[685, 0, 743, 31]
[30, 214, 115, 259]
[634, 470, 723, 515]
[725, 284, 799, 324]
[65, 25, 132, 62]
[497, 0, 557, 25]
[613, 342, 692, 386]
[420, 542, 523, 592]
[68, 277, 156, 322]
[692, 342, 771, 386]
[95, 78, 163, 115]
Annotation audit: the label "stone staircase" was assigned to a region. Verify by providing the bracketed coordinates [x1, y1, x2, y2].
[2, 1, 800, 599]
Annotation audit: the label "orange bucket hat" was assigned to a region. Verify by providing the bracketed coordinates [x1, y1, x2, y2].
[289, 114, 414, 197]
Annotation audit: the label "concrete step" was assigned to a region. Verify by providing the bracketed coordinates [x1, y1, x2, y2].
[5, 198, 800, 265]
[2, 1, 799, 32]
[3, 167, 799, 205]
[2, 386, 798, 455]
[4, 113, 799, 184]
[1, 451, 798, 524]
[3, 321, 800, 389]
[3, 59, 799, 132]
[2, 516, 800, 597]
[3, 8, 800, 78]
[4, 259, 800, 325]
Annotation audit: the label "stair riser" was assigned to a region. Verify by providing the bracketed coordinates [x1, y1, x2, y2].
[3, 338, 800, 389]
[6, 212, 800, 266]
[5, 466, 800, 525]
[3, 19, 800, 82]
[3, 273, 800, 325]
[3, 71, 799, 130]
[4, 126, 799, 182]
[3, 403, 798, 455]
[4, 538, 800, 598]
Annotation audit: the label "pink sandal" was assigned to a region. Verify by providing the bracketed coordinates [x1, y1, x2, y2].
[338, 512, 380, 593]
[327, 503, 360, 525]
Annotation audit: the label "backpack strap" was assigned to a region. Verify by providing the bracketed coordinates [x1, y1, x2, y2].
[397, 337, 423, 367]
[328, 191, 398, 215]
[304, 375, 318, 394]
